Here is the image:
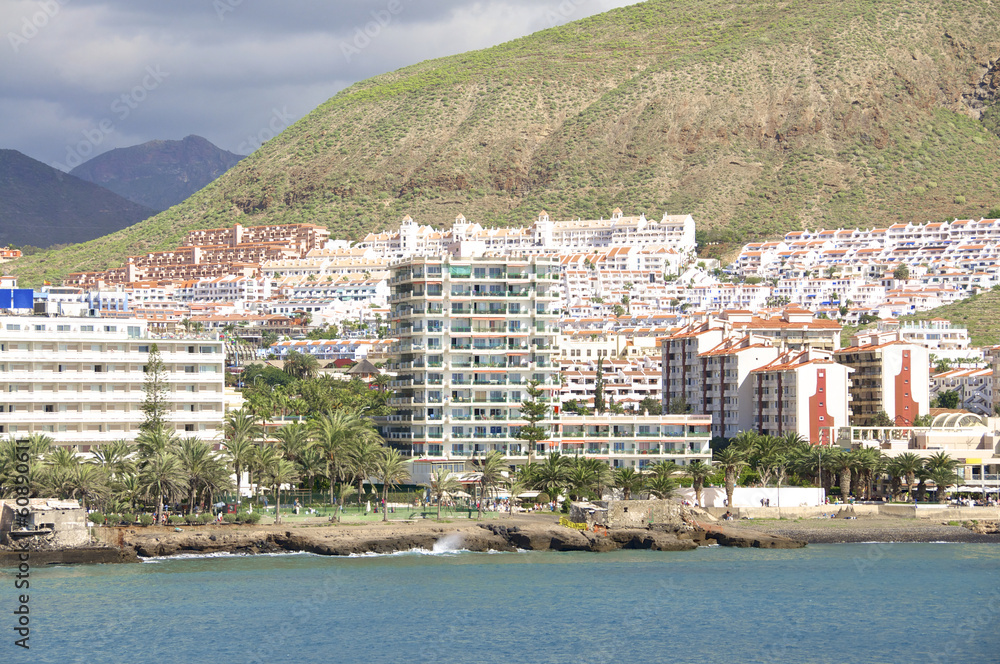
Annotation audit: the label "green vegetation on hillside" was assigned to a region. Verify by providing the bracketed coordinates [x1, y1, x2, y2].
[902, 288, 1000, 347]
[6, 0, 1000, 286]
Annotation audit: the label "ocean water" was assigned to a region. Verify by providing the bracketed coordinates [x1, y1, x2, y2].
[3, 543, 998, 664]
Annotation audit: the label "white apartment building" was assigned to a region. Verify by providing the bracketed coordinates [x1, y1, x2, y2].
[271, 338, 392, 363]
[750, 348, 852, 444]
[0, 316, 225, 448]
[930, 368, 993, 415]
[385, 255, 562, 459]
[355, 210, 697, 261]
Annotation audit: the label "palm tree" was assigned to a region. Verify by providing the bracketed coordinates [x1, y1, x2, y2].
[310, 411, 371, 506]
[45, 446, 80, 471]
[893, 452, 924, 499]
[283, 350, 320, 380]
[264, 458, 300, 524]
[426, 468, 461, 520]
[929, 467, 961, 503]
[374, 449, 409, 522]
[65, 463, 110, 511]
[925, 451, 957, 473]
[274, 421, 311, 463]
[296, 446, 325, 498]
[829, 449, 854, 500]
[531, 453, 571, 501]
[578, 457, 612, 500]
[612, 466, 644, 500]
[851, 448, 884, 500]
[136, 425, 180, 459]
[138, 450, 187, 524]
[332, 483, 357, 522]
[506, 477, 529, 515]
[685, 460, 715, 507]
[567, 463, 598, 501]
[223, 436, 256, 507]
[350, 437, 385, 510]
[176, 438, 214, 515]
[714, 446, 747, 508]
[645, 474, 678, 499]
[91, 440, 136, 480]
[473, 451, 507, 519]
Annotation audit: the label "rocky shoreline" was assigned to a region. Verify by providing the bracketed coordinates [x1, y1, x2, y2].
[7, 515, 998, 566]
[120, 516, 806, 559]
[0, 514, 805, 565]
[722, 516, 1000, 544]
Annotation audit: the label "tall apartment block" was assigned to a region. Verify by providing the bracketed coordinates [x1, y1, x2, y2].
[0, 316, 225, 448]
[749, 348, 852, 444]
[385, 256, 562, 458]
[835, 341, 929, 426]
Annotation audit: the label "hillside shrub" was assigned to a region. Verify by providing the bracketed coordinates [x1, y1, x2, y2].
[954, 195, 966, 204]
[88, 512, 104, 525]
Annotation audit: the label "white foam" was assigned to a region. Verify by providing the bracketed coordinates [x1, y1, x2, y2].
[139, 550, 315, 562]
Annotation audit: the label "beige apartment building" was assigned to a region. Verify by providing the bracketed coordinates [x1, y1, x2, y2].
[0, 316, 225, 449]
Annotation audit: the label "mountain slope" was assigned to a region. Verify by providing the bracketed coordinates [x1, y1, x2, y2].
[69, 135, 243, 212]
[8, 0, 1000, 286]
[0, 150, 155, 249]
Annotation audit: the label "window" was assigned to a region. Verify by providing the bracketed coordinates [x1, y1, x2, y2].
[199, 346, 216, 354]
[184, 366, 197, 373]
[80, 325, 93, 332]
[6, 324, 20, 331]
[94, 365, 103, 373]
[185, 424, 195, 432]
[44, 405, 54, 413]
[138, 345, 149, 352]
[104, 325, 116, 332]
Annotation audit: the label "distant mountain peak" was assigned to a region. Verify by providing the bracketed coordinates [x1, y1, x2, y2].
[70, 135, 243, 211]
[0, 150, 154, 248]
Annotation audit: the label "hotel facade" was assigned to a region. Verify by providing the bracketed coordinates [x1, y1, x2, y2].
[0, 316, 225, 448]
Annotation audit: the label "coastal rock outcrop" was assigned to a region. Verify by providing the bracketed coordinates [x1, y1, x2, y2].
[701, 525, 807, 549]
[607, 528, 697, 551]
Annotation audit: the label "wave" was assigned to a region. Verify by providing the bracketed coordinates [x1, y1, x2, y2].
[140, 550, 317, 562]
[347, 547, 471, 558]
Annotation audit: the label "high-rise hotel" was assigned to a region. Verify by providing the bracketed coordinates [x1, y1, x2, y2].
[385, 256, 562, 458]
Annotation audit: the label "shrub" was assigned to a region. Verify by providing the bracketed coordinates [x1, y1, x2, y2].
[105, 513, 120, 526]
[184, 514, 200, 525]
[139, 514, 154, 527]
[168, 515, 185, 525]
[88, 512, 105, 525]
[954, 195, 966, 205]
[198, 513, 213, 525]
[223, 513, 237, 524]
[245, 512, 262, 525]
[120, 513, 135, 525]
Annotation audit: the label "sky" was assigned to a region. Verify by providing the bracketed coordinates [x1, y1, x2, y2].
[1, 0, 643, 171]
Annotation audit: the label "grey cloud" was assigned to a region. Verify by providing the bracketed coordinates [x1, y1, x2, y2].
[1, 0, 642, 168]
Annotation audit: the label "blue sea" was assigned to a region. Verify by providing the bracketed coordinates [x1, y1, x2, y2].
[2, 543, 998, 664]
